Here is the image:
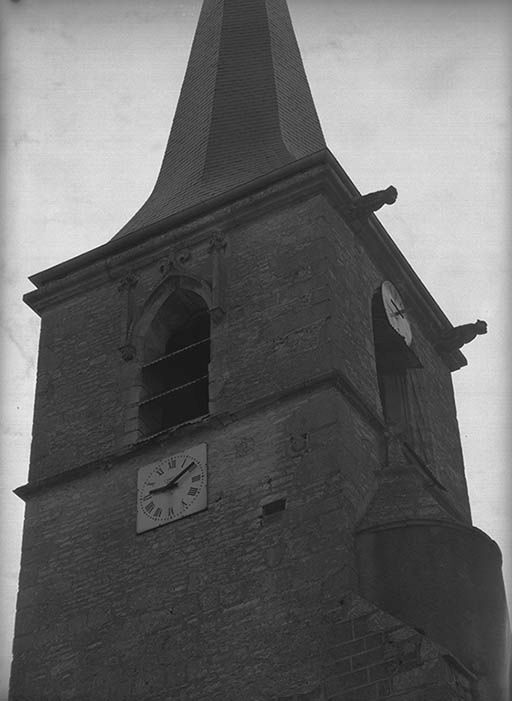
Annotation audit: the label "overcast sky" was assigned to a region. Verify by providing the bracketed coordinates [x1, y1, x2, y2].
[1, 0, 510, 694]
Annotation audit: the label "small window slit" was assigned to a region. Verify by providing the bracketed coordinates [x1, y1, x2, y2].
[262, 498, 287, 517]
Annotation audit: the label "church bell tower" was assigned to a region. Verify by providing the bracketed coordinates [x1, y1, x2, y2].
[10, 1, 509, 699]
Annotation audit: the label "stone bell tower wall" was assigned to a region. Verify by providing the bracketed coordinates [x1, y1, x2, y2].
[25, 177, 470, 524]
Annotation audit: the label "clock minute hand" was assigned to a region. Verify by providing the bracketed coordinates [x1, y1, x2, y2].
[390, 299, 405, 317]
[149, 462, 197, 494]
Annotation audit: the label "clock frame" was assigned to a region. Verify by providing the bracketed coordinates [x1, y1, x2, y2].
[137, 443, 207, 533]
[381, 281, 412, 346]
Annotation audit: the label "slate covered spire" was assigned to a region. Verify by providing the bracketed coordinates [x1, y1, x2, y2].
[114, 0, 326, 239]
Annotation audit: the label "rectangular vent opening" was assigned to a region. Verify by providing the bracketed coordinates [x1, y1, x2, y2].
[262, 498, 287, 517]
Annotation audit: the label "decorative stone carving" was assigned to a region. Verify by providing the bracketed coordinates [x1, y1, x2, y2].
[384, 428, 408, 469]
[118, 344, 137, 362]
[117, 272, 139, 357]
[235, 436, 255, 457]
[289, 433, 309, 455]
[159, 248, 191, 276]
[159, 256, 170, 276]
[208, 231, 227, 322]
[208, 232, 227, 254]
[117, 272, 138, 294]
[436, 320, 487, 353]
[348, 186, 398, 220]
[175, 248, 191, 266]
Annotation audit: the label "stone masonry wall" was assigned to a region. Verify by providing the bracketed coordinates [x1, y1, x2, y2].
[272, 594, 475, 700]
[14, 186, 475, 699]
[13, 387, 382, 700]
[316, 203, 470, 519]
[12, 388, 475, 700]
[29, 286, 124, 480]
[28, 191, 470, 523]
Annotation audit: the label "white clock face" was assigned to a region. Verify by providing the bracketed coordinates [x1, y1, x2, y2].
[381, 281, 412, 346]
[137, 443, 207, 533]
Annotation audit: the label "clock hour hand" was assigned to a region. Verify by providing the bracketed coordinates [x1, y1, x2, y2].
[149, 482, 178, 495]
[390, 299, 405, 317]
[149, 461, 197, 494]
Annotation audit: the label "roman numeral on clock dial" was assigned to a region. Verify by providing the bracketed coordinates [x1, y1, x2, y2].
[137, 444, 208, 534]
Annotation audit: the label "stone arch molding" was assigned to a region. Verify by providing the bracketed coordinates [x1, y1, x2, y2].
[130, 273, 213, 358]
[118, 272, 213, 446]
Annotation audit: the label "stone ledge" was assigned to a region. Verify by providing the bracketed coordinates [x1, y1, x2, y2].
[15, 368, 384, 500]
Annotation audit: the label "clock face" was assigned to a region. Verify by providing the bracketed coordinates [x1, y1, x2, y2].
[381, 281, 412, 346]
[137, 443, 207, 534]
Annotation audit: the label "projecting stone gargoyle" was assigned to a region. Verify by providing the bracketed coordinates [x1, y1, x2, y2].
[436, 320, 487, 353]
[348, 186, 398, 219]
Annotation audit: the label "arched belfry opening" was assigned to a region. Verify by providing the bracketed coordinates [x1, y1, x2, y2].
[139, 289, 210, 437]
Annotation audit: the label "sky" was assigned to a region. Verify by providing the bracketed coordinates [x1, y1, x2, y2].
[0, 0, 510, 694]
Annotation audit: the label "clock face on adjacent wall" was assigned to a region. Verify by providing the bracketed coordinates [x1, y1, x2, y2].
[137, 443, 207, 533]
[381, 281, 412, 346]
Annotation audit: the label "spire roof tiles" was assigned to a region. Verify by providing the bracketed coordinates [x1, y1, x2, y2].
[114, 0, 325, 239]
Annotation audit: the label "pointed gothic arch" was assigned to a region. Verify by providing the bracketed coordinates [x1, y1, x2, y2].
[371, 285, 430, 460]
[131, 273, 213, 346]
[132, 274, 212, 438]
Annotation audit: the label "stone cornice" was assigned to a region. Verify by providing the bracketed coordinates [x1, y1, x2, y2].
[23, 153, 330, 314]
[23, 149, 467, 370]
